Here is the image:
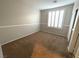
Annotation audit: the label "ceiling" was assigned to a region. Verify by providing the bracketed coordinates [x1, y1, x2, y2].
[37, 0, 75, 10]
[21, 0, 75, 10]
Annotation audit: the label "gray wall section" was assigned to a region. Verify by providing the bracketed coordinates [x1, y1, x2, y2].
[40, 4, 73, 37]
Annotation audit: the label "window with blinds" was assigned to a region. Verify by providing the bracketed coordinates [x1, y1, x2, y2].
[48, 10, 64, 28]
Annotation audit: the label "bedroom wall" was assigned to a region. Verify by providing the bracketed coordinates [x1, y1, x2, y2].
[0, 0, 40, 45]
[40, 4, 73, 37]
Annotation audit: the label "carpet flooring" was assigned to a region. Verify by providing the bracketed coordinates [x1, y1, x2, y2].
[2, 31, 70, 58]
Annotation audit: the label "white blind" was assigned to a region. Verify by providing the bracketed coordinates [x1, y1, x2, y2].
[48, 10, 64, 29]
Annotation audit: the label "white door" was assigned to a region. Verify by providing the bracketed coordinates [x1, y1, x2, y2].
[68, 9, 79, 54]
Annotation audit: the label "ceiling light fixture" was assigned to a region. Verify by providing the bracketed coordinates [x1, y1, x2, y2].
[53, 0, 58, 3]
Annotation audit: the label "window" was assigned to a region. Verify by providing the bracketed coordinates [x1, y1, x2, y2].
[48, 10, 64, 28]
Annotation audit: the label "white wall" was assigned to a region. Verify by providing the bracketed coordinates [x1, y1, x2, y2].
[40, 4, 73, 37]
[0, 0, 40, 45]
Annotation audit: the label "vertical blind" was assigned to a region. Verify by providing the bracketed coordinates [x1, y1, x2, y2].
[48, 10, 64, 29]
